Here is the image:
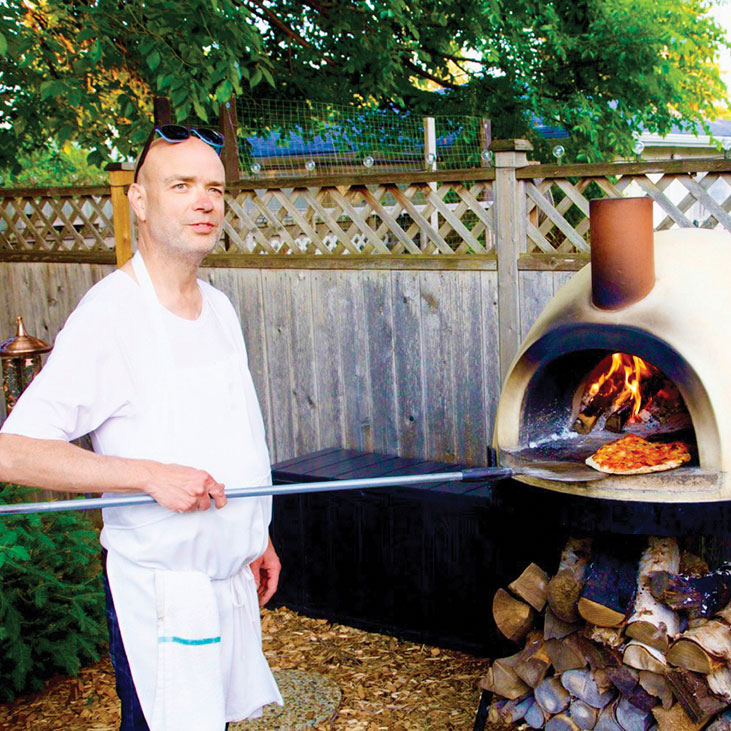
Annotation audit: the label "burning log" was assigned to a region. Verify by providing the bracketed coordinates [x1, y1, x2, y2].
[605, 402, 633, 434]
[572, 352, 668, 435]
[579, 541, 640, 627]
[548, 537, 593, 623]
[605, 373, 666, 433]
[572, 370, 620, 434]
[626, 537, 681, 652]
[493, 587, 536, 643]
[649, 565, 731, 619]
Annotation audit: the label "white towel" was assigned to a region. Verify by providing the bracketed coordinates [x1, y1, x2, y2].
[150, 570, 226, 731]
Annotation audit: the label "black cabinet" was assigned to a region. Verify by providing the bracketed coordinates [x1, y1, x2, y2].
[270, 448, 565, 655]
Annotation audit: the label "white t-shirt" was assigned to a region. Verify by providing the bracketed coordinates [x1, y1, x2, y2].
[2, 268, 264, 467]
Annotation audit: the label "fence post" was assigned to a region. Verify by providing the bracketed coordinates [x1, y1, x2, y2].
[479, 119, 492, 167]
[219, 96, 241, 182]
[423, 117, 438, 250]
[491, 138, 533, 383]
[106, 163, 135, 267]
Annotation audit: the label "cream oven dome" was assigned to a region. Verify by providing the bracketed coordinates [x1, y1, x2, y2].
[493, 219, 731, 504]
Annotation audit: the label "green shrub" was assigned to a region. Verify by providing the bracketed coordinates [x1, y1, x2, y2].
[0, 483, 107, 702]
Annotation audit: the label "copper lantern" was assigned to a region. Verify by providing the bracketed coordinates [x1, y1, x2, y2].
[0, 316, 52, 416]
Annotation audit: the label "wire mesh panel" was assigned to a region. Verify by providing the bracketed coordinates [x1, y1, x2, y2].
[217, 178, 495, 256]
[227, 99, 488, 179]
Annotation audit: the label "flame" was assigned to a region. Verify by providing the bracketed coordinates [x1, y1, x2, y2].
[586, 352, 658, 418]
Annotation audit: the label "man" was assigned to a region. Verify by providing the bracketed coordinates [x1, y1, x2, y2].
[0, 128, 283, 729]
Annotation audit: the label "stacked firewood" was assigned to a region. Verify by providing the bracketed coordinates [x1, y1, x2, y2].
[480, 537, 731, 731]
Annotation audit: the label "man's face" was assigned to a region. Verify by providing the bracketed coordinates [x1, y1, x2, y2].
[132, 137, 226, 262]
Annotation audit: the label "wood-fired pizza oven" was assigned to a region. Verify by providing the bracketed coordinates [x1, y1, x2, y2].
[493, 198, 731, 504]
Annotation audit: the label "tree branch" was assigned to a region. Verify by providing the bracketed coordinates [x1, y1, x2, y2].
[403, 59, 462, 90]
[241, 0, 337, 67]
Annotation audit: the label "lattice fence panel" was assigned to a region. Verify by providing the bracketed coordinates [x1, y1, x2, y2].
[221, 180, 495, 256]
[0, 188, 115, 254]
[524, 172, 731, 255]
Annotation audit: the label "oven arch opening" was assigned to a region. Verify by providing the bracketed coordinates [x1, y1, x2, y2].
[497, 324, 721, 472]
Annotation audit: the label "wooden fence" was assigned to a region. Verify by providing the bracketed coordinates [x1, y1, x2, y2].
[2, 141, 731, 464]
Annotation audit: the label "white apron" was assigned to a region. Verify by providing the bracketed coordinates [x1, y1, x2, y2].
[100, 252, 282, 729]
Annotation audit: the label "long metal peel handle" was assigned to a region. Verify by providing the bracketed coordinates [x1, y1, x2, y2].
[0, 467, 501, 516]
[460, 466, 514, 481]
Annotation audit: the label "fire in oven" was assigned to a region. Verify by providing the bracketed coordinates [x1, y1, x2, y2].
[493, 197, 731, 504]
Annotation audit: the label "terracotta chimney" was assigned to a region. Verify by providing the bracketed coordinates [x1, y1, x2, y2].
[589, 197, 655, 309]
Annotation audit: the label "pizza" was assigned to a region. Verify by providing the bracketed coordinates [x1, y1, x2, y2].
[586, 434, 691, 475]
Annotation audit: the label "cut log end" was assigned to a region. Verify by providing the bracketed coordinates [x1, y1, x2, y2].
[493, 587, 536, 643]
[579, 597, 627, 628]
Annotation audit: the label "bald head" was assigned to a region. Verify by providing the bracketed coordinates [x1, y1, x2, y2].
[136, 136, 225, 188]
[127, 136, 227, 264]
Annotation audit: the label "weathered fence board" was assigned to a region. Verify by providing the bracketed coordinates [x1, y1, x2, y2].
[391, 271, 427, 460]
[362, 270, 399, 454]
[309, 271, 346, 452]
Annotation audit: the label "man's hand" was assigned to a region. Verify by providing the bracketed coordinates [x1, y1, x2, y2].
[142, 461, 226, 512]
[250, 537, 281, 607]
[0, 435, 226, 512]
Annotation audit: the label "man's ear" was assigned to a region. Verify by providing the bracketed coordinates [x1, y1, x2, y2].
[127, 182, 147, 222]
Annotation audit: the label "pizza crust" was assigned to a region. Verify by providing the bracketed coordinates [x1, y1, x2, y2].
[585, 434, 691, 475]
[585, 454, 688, 475]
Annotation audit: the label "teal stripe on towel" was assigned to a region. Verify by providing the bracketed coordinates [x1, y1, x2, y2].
[158, 635, 221, 646]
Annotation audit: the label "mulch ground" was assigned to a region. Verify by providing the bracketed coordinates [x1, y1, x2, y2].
[0, 606, 497, 730]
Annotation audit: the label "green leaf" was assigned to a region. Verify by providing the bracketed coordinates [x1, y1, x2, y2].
[249, 67, 262, 88]
[0, 33, 7, 57]
[147, 49, 162, 71]
[192, 98, 208, 121]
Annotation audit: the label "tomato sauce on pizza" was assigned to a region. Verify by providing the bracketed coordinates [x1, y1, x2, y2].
[586, 434, 691, 475]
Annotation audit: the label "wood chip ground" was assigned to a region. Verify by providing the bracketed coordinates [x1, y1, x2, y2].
[0, 606, 504, 730]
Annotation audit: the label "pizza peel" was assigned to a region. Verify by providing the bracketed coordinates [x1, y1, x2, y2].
[0, 460, 604, 516]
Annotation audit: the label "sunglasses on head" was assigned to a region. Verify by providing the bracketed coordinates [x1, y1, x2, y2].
[133, 124, 225, 182]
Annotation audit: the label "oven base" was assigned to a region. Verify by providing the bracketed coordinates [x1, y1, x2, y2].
[493, 478, 731, 535]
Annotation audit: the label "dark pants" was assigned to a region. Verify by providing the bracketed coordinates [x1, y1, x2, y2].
[102, 559, 150, 731]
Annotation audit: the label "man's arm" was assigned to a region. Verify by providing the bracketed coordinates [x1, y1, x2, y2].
[0, 433, 226, 512]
